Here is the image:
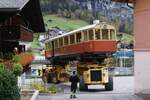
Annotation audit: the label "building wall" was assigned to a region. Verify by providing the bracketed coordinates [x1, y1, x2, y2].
[134, 0, 150, 50]
[134, 0, 150, 94]
[135, 52, 150, 93]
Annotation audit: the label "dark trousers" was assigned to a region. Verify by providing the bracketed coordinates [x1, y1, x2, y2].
[71, 83, 77, 93]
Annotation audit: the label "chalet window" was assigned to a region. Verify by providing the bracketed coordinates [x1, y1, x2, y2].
[95, 29, 101, 40]
[110, 29, 116, 40]
[59, 38, 63, 47]
[76, 32, 81, 43]
[102, 29, 109, 40]
[89, 30, 94, 40]
[64, 36, 68, 45]
[83, 30, 88, 41]
[70, 34, 75, 44]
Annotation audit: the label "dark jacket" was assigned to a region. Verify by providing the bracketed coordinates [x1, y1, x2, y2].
[69, 75, 80, 89]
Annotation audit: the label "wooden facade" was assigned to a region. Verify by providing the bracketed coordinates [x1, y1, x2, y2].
[0, 0, 45, 53]
[0, 0, 45, 67]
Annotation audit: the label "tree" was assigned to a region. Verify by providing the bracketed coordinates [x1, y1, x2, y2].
[12, 63, 23, 77]
[0, 67, 20, 100]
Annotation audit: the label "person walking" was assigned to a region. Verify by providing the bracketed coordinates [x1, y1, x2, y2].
[42, 69, 48, 90]
[69, 71, 80, 99]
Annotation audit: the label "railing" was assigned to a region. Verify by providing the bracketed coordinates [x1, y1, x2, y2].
[20, 25, 33, 42]
[0, 25, 33, 42]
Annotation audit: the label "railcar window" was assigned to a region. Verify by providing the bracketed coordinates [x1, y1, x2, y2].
[70, 34, 75, 44]
[46, 42, 51, 49]
[110, 29, 116, 40]
[64, 36, 68, 45]
[83, 30, 88, 41]
[76, 32, 81, 43]
[45, 43, 48, 49]
[102, 29, 109, 40]
[48, 42, 52, 49]
[59, 38, 63, 47]
[95, 29, 101, 40]
[89, 29, 94, 40]
[54, 40, 58, 48]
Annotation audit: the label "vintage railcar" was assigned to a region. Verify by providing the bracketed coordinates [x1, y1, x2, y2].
[45, 22, 117, 61]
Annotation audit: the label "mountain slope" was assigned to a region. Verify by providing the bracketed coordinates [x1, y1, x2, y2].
[44, 14, 88, 31]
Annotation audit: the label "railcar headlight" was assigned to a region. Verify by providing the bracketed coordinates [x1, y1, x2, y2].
[87, 74, 89, 78]
[103, 73, 105, 76]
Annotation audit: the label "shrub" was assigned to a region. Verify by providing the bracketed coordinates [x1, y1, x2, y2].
[12, 63, 23, 76]
[13, 55, 21, 63]
[3, 53, 14, 60]
[0, 68, 20, 100]
[31, 82, 48, 93]
[48, 85, 57, 94]
[0, 63, 5, 70]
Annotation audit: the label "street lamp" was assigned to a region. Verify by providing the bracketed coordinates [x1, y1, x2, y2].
[117, 33, 124, 67]
[117, 33, 123, 50]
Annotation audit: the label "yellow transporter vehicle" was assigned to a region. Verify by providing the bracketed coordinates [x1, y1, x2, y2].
[44, 62, 113, 91]
[42, 65, 70, 83]
[77, 63, 113, 91]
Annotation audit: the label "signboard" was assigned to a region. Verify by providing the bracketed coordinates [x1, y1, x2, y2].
[112, 51, 134, 57]
[31, 68, 42, 77]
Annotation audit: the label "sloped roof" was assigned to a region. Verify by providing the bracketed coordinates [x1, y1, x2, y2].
[0, 0, 29, 9]
[20, 0, 45, 32]
[0, 0, 45, 32]
[45, 23, 115, 42]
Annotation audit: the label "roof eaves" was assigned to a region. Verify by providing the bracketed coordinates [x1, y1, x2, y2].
[0, 8, 20, 12]
[19, 0, 30, 10]
[45, 24, 96, 43]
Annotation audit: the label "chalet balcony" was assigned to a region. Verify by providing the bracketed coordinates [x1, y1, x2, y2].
[0, 25, 33, 42]
[18, 52, 34, 66]
[0, 52, 33, 70]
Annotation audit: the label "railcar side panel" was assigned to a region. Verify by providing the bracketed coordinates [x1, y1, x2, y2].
[45, 40, 117, 58]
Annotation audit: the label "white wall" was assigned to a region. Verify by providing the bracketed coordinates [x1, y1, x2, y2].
[135, 51, 150, 94]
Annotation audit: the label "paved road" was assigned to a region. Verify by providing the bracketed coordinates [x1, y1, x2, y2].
[61, 76, 134, 94]
[38, 94, 143, 100]
[38, 76, 144, 100]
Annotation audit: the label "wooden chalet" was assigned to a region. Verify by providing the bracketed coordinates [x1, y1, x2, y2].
[0, 0, 45, 53]
[0, 0, 45, 66]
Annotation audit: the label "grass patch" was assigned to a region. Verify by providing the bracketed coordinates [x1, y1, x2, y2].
[122, 33, 133, 43]
[44, 14, 88, 31]
[30, 33, 42, 55]
[117, 33, 133, 44]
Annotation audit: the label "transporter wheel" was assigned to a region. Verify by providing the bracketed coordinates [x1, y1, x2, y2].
[105, 77, 113, 91]
[79, 76, 88, 91]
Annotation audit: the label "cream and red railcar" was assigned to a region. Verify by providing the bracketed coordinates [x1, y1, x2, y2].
[45, 22, 117, 63]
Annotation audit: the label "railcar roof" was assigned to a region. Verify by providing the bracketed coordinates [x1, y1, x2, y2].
[45, 23, 115, 43]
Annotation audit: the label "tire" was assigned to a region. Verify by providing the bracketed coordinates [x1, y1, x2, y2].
[79, 76, 88, 91]
[105, 77, 113, 91]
